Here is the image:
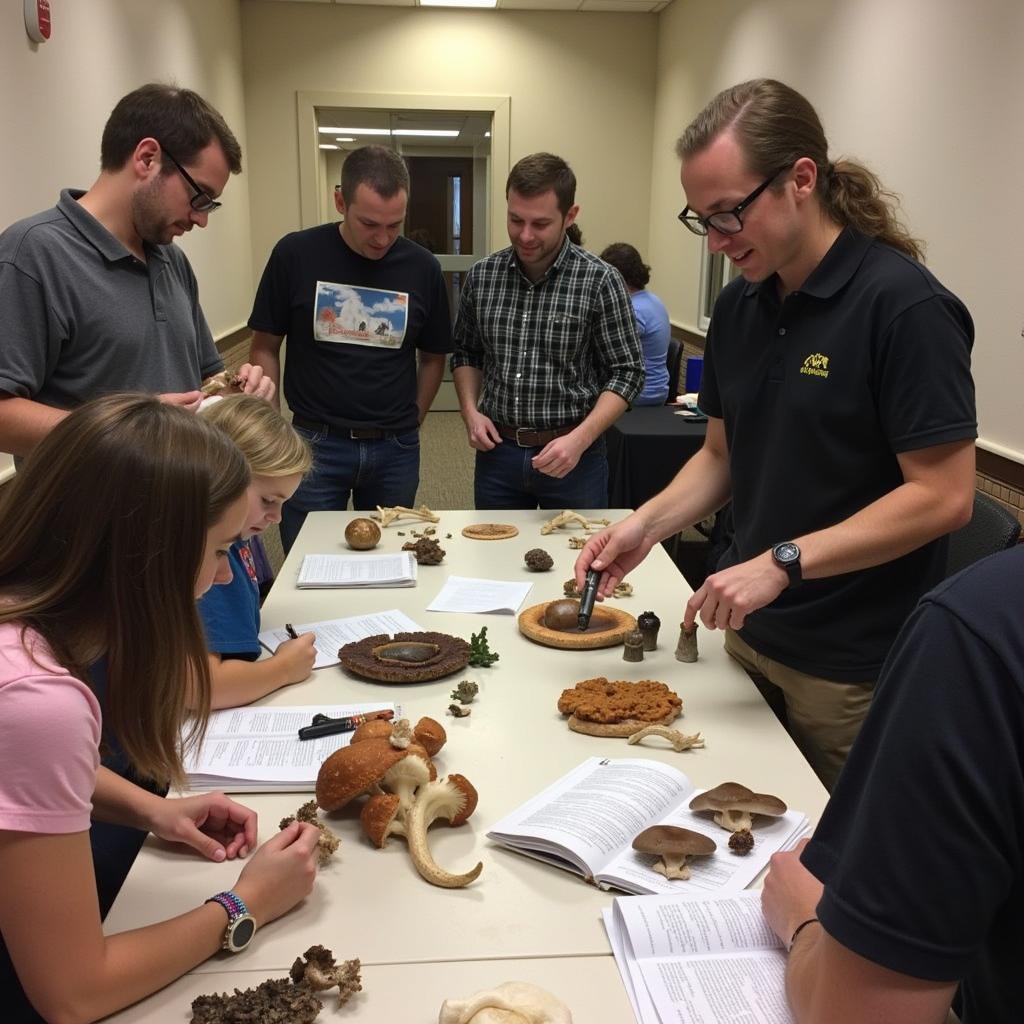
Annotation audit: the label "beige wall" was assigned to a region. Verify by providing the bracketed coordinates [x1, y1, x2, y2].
[0, 0, 253, 338]
[648, 0, 1024, 459]
[240, 1, 658, 283]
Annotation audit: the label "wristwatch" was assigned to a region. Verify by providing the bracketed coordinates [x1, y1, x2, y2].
[771, 541, 802, 588]
[206, 890, 257, 953]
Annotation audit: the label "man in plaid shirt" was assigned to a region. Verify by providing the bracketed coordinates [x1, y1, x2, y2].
[451, 153, 644, 510]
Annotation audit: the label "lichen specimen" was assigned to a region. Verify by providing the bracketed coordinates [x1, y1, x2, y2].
[450, 680, 479, 704]
[467, 627, 499, 668]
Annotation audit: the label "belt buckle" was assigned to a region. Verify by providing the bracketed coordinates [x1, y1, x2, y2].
[515, 427, 535, 447]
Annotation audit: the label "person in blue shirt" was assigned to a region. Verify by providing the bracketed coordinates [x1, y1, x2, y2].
[198, 394, 315, 707]
[600, 242, 671, 405]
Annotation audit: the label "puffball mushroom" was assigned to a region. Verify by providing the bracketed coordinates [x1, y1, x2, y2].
[439, 981, 573, 1024]
[405, 774, 483, 888]
[344, 516, 381, 550]
[632, 825, 715, 880]
[688, 782, 787, 833]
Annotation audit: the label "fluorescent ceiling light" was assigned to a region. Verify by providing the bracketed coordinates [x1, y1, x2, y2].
[392, 129, 460, 137]
[484, 131, 491, 138]
[318, 126, 391, 135]
[335, 137, 356, 142]
[319, 144, 339, 150]
[420, 0, 497, 7]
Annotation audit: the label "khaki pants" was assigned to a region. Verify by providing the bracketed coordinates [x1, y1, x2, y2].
[724, 630, 875, 791]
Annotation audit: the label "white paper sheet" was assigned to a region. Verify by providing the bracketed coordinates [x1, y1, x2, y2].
[258, 609, 424, 669]
[296, 552, 417, 588]
[425, 575, 533, 614]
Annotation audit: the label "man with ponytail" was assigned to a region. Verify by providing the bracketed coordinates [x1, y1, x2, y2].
[576, 79, 976, 790]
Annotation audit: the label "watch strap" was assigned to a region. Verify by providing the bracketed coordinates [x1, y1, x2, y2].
[206, 890, 249, 921]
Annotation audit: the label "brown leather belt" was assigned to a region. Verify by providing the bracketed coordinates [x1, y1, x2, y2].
[496, 423, 580, 448]
[291, 415, 394, 440]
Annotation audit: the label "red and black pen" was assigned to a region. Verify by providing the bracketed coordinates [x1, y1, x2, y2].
[297, 708, 394, 741]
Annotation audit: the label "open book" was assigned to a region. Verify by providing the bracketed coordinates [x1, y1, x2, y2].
[182, 702, 396, 792]
[603, 890, 794, 1024]
[296, 552, 417, 589]
[487, 758, 809, 896]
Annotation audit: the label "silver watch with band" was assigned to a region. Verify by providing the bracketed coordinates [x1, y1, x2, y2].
[206, 890, 257, 953]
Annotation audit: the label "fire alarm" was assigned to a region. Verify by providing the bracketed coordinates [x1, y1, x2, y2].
[25, 0, 52, 43]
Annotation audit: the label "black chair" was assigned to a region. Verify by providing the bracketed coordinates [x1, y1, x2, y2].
[945, 491, 1021, 577]
[665, 337, 683, 403]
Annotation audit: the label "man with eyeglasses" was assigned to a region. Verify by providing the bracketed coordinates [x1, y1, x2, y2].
[576, 79, 975, 791]
[0, 83, 272, 458]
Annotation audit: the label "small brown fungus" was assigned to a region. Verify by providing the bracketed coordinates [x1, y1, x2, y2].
[403, 536, 446, 564]
[344, 517, 381, 550]
[729, 828, 756, 855]
[689, 782, 788, 833]
[524, 547, 554, 572]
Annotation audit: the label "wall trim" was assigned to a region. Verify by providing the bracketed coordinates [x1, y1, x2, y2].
[977, 447, 1024, 491]
[216, 324, 253, 356]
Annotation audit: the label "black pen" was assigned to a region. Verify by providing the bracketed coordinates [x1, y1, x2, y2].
[284, 622, 300, 640]
[578, 569, 601, 630]
[297, 709, 395, 741]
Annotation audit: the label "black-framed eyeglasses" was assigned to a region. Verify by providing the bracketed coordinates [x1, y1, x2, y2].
[678, 165, 789, 236]
[159, 144, 221, 214]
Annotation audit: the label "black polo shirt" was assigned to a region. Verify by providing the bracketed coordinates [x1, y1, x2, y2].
[699, 228, 975, 681]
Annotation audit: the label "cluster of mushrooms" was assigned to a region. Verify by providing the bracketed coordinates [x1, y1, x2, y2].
[632, 782, 787, 879]
[315, 716, 483, 888]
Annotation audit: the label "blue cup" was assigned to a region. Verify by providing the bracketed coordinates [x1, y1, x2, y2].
[685, 356, 704, 394]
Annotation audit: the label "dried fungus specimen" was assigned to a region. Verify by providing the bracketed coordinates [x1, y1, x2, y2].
[279, 800, 340, 865]
[448, 703, 472, 718]
[450, 680, 479, 704]
[524, 547, 554, 572]
[558, 677, 682, 726]
[627, 724, 704, 752]
[540, 509, 610, 535]
[402, 536, 446, 564]
[199, 370, 245, 397]
[290, 945, 362, 1008]
[729, 829, 755, 855]
[439, 981, 574, 1023]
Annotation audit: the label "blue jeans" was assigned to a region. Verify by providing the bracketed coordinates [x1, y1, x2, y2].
[474, 436, 608, 510]
[281, 426, 420, 552]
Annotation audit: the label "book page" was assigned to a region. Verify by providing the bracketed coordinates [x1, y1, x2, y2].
[614, 891, 781, 959]
[296, 552, 416, 588]
[639, 951, 794, 1024]
[426, 575, 533, 614]
[603, 906, 657, 1024]
[487, 758, 695, 878]
[182, 702, 395, 790]
[600, 805, 808, 896]
[258, 609, 424, 668]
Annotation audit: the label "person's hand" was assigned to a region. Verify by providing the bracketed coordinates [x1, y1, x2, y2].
[574, 515, 656, 599]
[531, 433, 587, 479]
[232, 820, 321, 926]
[273, 632, 317, 685]
[762, 838, 824, 947]
[158, 390, 204, 414]
[684, 550, 788, 631]
[463, 410, 502, 451]
[237, 363, 276, 403]
[147, 793, 258, 862]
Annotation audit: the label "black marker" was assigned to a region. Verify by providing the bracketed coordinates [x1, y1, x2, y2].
[578, 569, 601, 631]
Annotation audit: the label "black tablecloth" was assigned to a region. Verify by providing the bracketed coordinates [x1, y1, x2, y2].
[606, 406, 707, 509]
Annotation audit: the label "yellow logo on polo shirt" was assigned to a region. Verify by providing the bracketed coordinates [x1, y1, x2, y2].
[800, 353, 830, 378]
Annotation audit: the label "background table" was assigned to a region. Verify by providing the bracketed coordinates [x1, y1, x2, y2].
[606, 406, 707, 509]
[105, 509, 826, 1021]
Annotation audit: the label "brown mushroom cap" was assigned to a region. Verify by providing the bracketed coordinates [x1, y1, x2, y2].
[316, 737, 407, 812]
[413, 717, 447, 757]
[632, 825, 716, 858]
[688, 782, 787, 818]
[443, 773, 479, 827]
[350, 719, 395, 745]
[360, 792, 402, 848]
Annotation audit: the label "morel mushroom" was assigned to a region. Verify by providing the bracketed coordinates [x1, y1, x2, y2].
[688, 782, 787, 833]
[632, 825, 715, 880]
[524, 547, 554, 572]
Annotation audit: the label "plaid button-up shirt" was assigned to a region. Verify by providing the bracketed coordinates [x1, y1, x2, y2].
[451, 238, 644, 428]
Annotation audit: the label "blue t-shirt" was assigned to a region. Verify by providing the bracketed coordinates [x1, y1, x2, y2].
[632, 290, 670, 404]
[197, 540, 261, 660]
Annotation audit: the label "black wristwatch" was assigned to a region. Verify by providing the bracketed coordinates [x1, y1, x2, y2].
[771, 541, 802, 588]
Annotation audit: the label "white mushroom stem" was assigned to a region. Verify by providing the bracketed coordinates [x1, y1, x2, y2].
[714, 808, 754, 832]
[652, 854, 691, 880]
[381, 754, 431, 815]
[404, 778, 482, 889]
[627, 726, 705, 752]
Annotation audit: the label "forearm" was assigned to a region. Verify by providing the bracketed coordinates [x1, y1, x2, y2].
[453, 365, 483, 417]
[207, 654, 299, 710]
[0, 396, 68, 456]
[415, 353, 446, 423]
[91, 766, 163, 831]
[248, 333, 283, 410]
[570, 390, 629, 447]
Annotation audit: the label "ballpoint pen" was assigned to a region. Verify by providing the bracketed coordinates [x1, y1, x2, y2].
[284, 623, 300, 640]
[297, 708, 394, 741]
[577, 569, 601, 630]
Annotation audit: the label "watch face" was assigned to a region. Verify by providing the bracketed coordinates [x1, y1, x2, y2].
[775, 542, 800, 564]
[229, 916, 256, 950]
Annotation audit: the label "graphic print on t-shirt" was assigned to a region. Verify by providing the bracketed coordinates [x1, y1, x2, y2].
[313, 281, 409, 349]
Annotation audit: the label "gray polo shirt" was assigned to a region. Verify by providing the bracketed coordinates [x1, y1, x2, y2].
[0, 189, 222, 410]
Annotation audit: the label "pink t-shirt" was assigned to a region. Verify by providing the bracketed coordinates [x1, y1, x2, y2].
[0, 622, 101, 833]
